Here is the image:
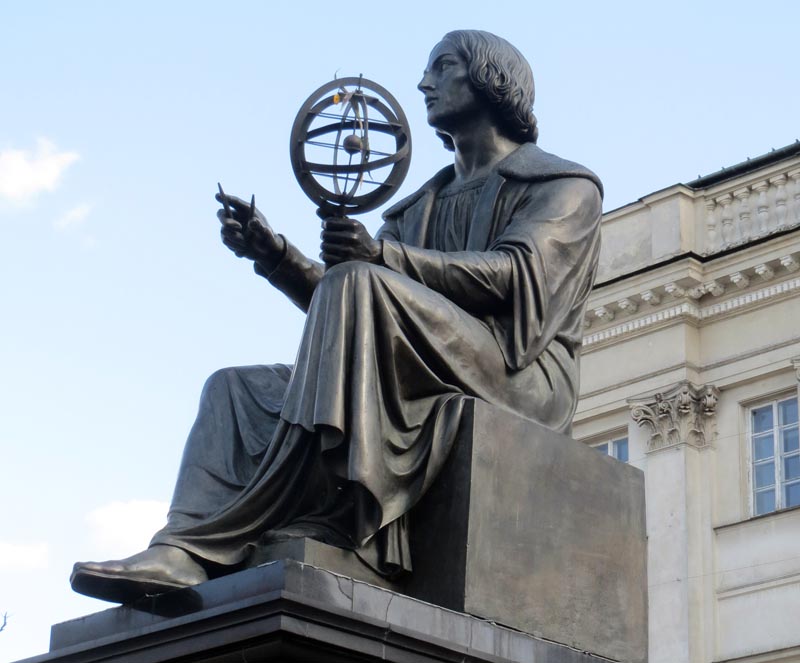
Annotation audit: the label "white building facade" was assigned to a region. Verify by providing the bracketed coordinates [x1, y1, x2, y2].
[575, 142, 800, 663]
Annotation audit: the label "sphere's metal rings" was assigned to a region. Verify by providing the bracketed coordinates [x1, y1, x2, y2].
[290, 77, 412, 216]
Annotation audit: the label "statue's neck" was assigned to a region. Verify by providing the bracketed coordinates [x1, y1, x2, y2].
[451, 124, 521, 183]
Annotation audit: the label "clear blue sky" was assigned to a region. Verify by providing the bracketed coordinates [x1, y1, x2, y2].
[1, 1, 798, 659]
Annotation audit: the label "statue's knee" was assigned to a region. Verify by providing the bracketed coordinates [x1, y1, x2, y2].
[322, 261, 379, 286]
[310, 263, 383, 313]
[203, 367, 240, 392]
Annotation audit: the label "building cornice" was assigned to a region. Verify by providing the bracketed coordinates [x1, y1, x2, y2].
[602, 184, 695, 220]
[585, 275, 800, 350]
[584, 244, 800, 350]
[687, 141, 800, 190]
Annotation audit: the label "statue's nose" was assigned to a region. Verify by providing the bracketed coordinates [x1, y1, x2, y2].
[418, 72, 434, 93]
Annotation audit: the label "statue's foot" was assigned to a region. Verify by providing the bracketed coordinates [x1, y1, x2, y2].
[70, 545, 208, 604]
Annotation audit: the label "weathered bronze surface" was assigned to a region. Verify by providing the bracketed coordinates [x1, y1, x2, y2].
[71, 30, 604, 606]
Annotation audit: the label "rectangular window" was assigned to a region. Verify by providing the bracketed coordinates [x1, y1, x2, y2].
[593, 437, 629, 463]
[751, 397, 800, 516]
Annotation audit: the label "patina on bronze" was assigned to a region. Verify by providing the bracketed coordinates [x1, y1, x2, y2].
[70, 29, 603, 605]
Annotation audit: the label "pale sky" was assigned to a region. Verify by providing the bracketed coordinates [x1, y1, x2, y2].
[1, 1, 798, 660]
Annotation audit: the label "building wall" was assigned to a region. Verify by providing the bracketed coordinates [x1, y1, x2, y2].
[575, 146, 800, 663]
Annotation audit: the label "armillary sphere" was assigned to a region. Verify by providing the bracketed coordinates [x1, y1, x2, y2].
[290, 76, 412, 217]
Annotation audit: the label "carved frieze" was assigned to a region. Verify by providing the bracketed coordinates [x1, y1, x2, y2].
[629, 381, 720, 453]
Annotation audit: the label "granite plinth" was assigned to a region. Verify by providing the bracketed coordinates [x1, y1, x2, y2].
[400, 399, 648, 663]
[21, 560, 614, 663]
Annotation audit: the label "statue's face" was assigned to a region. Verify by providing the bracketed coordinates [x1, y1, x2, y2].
[418, 40, 483, 133]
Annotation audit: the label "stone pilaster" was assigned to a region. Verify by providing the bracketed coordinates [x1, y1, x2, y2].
[629, 380, 720, 663]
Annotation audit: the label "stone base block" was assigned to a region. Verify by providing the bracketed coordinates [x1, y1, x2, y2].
[250, 537, 397, 590]
[19, 561, 615, 663]
[402, 399, 648, 662]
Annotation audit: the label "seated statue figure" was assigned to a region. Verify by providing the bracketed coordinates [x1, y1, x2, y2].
[71, 29, 603, 604]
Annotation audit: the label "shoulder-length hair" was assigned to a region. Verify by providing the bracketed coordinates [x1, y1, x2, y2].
[437, 30, 538, 150]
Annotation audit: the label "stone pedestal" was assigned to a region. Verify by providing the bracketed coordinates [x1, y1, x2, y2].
[402, 399, 648, 662]
[19, 560, 615, 663]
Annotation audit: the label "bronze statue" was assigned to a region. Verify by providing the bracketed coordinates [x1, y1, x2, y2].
[71, 29, 603, 603]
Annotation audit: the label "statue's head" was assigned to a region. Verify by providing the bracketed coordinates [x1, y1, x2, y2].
[420, 30, 538, 151]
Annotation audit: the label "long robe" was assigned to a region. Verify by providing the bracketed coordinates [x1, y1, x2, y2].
[150, 143, 603, 575]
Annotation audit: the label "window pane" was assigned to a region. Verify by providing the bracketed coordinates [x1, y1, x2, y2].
[784, 455, 800, 481]
[614, 439, 629, 463]
[753, 434, 774, 460]
[594, 444, 608, 455]
[779, 399, 799, 426]
[782, 426, 799, 454]
[752, 405, 774, 434]
[755, 489, 775, 515]
[785, 482, 800, 508]
[754, 462, 775, 488]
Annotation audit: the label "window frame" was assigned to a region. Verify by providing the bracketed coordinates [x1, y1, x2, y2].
[747, 394, 800, 516]
[592, 435, 629, 463]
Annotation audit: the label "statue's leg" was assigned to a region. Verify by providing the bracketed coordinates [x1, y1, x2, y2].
[150, 417, 358, 566]
[164, 364, 293, 532]
[71, 363, 299, 602]
[147, 359, 358, 567]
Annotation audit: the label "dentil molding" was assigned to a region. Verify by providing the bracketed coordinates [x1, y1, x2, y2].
[583, 274, 800, 349]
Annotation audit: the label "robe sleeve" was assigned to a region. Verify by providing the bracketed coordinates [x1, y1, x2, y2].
[381, 176, 602, 370]
[380, 241, 514, 315]
[254, 237, 324, 313]
[488, 176, 602, 370]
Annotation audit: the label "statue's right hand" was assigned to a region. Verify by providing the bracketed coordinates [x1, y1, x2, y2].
[216, 192, 285, 271]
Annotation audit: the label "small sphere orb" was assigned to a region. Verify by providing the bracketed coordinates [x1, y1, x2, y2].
[342, 134, 363, 155]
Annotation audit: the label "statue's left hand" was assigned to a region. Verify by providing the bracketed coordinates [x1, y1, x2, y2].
[320, 217, 382, 266]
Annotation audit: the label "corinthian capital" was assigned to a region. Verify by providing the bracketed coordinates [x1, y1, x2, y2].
[628, 381, 720, 453]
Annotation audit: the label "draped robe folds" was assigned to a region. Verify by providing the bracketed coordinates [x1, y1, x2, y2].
[151, 143, 603, 576]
